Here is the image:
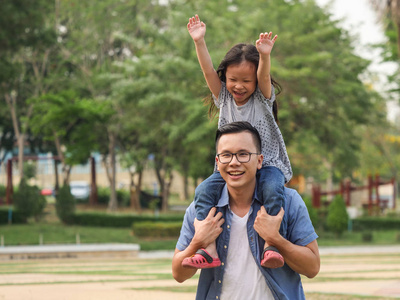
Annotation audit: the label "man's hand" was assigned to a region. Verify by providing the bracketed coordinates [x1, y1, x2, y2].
[254, 206, 284, 246]
[192, 207, 224, 249]
[256, 32, 277, 56]
[172, 207, 224, 283]
[187, 14, 206, 42]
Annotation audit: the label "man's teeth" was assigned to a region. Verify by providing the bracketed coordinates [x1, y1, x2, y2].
[230, 171, 243, 175]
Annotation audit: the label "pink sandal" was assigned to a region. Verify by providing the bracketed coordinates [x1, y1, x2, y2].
[182, 248, 221, 269]
[261, 246, 284, 269]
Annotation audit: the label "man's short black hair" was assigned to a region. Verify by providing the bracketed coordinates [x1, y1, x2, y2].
[215, 121, 262, 153]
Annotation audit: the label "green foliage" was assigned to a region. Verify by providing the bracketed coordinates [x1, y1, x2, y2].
[352, 217, 400, 231]
[72, 212, 184, 228]
[0, 207, 27, 224]
[0, 185, 6, 198]
[23, 162, 36, 180]
[302, 195, 319, 227]
[95, 187, 132, 207]
[55, 185, 76, 224]
[132, 222, 182, 238]
[1, 0, 395, 210]
[13, 180, 46, 222]
[326, 195, 349, 236]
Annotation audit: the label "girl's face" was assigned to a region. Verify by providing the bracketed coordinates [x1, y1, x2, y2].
[225, 61, 257, 106]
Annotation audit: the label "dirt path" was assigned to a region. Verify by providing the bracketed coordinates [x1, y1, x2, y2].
[0, 250, 400, 300]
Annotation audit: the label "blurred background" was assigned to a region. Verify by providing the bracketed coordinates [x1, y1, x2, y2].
[0, 0, 399, 218]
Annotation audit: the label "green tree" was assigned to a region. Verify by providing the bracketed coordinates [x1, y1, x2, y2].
[29, 91, 109, 185]
[55, 184, 76, 224]
[13, 180, 46, 222]
[326, 195, 349, 237]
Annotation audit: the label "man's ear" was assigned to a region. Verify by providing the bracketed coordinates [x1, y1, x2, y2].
[216, 156, 219, 171]
[257, 154, 263, 169]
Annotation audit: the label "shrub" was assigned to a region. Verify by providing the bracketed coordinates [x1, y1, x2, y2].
[326, 195, 349, 237]
[302, 195, 319, 227]
[56, 185, 76, 224]
[361, 232, 373, 242]
[0, 207, 27, 224]
[72, 212, 184, 228]
[132, 222, 182, 238]
[352, 217, 400, 231]
[13, 180, 46, 222]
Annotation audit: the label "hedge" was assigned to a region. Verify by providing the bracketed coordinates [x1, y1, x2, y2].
[352, 217, 400, 231]
[71, 212, 184, 228]
[132, 222, 182, 238]
[0, 207, 27, 225]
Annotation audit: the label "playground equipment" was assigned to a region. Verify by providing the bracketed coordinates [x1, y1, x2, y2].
[312, 174, 396, 215]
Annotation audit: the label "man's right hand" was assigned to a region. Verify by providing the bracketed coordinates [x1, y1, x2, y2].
[193, 207, 224, 249]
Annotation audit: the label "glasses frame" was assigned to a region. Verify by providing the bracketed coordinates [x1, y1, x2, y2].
[216, 152, 260, 164]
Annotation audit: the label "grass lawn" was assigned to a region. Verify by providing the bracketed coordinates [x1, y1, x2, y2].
[1, 220, 400, 251]
[1, 201, 399, 250]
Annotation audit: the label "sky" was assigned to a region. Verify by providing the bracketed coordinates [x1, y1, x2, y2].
[315, 0, 399, 122]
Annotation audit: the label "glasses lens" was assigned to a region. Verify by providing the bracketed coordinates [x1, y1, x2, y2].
[237, 152, 250, 163]
[218, 152, 252, 163]
[219, 153, 232, 163]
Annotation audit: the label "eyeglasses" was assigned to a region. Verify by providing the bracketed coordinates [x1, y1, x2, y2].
[216, 152, 259, 164]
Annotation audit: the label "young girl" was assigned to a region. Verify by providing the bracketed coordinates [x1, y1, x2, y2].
[182, 15, 292, 269]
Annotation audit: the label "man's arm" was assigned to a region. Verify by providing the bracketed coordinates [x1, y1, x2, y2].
[255, 32, 277, 99]
[172, 207, 224, 283]
[187, 15, 221, 98]
[254, 207, 320, 278]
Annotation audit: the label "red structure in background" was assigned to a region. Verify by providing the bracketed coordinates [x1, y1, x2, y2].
[4, 156, 98, 205]
[312, 175, 396, 215]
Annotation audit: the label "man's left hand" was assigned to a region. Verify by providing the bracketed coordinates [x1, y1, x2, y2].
[254, 206, 284, 246]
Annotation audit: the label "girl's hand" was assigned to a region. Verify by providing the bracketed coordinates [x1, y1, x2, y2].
[256, 32, 278, 55]
[187, 15, 206, 42]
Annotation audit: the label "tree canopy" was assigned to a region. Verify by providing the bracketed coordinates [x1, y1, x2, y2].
[1, 0, 394, 210]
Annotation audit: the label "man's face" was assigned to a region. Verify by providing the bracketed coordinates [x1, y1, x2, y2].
[216, 131, 263, 191]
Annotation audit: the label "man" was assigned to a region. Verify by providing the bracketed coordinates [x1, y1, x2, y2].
[172, 121, 320, 299]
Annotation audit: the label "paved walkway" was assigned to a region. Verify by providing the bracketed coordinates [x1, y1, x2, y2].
[1, 243, 400, 259]
[0, 244, 399, 299]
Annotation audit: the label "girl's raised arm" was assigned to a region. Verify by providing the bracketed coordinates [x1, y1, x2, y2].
[256, 32, 277, 99]
[188, 15, 221, 98]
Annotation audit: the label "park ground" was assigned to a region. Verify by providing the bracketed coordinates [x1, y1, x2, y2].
[0, 249, 400, 299]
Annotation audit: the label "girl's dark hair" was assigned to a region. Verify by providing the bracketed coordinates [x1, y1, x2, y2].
[204, 43, 282, 123]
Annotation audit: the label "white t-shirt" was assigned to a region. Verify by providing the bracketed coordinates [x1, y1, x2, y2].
[220, 210, 274, 300]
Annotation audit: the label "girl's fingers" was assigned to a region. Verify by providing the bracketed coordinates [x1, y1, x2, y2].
[259, 32, 277, 41]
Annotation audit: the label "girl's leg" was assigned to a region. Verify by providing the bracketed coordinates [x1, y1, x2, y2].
[194, 172, 226, 221]
[257, 166, 286, 268]
[182, 172, 225, 269]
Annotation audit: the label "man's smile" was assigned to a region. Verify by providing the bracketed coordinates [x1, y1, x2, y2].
[228, 170, 245, 177]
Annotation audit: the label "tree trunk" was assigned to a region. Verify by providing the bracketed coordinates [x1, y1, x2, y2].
[17, 134, 25, 181]
[4, 91, 24, 181]
[323, 159, 334, 202]
[161, 172, 173, 212]
[107, 131, 118, 212]
[182, 164, 189, 201]
[130, 170, 143, 213]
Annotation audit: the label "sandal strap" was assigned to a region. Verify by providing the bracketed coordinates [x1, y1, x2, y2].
[262, 246, 280, 257]
[196, 249, 213, 264]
